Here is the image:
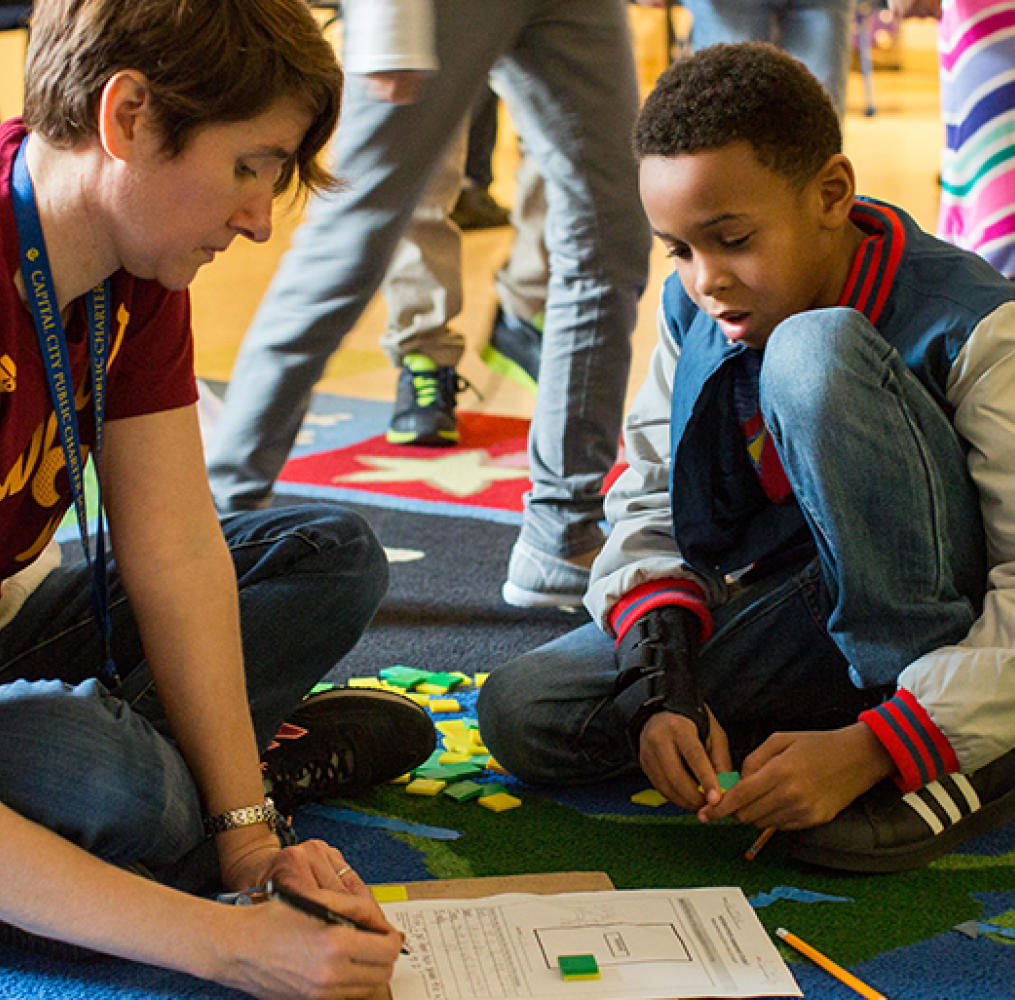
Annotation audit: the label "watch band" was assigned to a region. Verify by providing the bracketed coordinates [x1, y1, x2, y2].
[204, 798, 285, 838]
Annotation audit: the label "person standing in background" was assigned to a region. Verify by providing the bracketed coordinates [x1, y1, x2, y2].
[891, 0, 1015, 279]
[206, 0, 652, 610]
[678, 0, 858, 118]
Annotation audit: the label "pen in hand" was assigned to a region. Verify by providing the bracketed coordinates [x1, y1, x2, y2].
[267, 879, 410, 955]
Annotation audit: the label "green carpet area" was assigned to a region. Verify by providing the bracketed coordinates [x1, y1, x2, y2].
[341, 783, 1014, 969]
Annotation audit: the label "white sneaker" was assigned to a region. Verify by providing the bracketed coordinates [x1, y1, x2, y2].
[502, 540, 592, 609]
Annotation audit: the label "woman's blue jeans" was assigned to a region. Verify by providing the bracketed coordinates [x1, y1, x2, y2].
[478, 310, 986, 783]
[0, 504, 387, 884]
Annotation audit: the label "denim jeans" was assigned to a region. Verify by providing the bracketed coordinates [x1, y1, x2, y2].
[0, 504, 387, 883]
[682, 0, 856, 118]
[477, 309, 986, 784]
[206, 0, 651, 562]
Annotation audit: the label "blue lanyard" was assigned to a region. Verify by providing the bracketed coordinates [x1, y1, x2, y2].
[11, 138, 118, 687]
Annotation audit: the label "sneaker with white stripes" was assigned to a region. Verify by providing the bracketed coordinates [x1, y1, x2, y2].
[787, 752, 1015, 873]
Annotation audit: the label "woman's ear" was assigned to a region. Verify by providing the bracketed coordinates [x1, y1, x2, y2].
[96, 70, 154, 162]
[814, 152, 857, 229]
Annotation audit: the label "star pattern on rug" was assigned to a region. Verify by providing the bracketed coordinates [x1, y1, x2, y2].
[334, 450, 530, 497]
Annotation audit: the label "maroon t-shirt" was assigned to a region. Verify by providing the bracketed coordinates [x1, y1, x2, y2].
[0, 118, 199, 584]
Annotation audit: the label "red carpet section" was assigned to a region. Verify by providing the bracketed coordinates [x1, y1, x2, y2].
[279, 410, 626, 517]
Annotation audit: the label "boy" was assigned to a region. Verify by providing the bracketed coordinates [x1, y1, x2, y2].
[477, 43, 1015, 873]
[0, 0, 433, 993]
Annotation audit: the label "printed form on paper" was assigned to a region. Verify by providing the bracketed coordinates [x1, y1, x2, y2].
[381, 887, 802, 1000]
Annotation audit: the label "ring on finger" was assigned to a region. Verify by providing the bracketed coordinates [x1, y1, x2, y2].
[336, 866, 352, 878]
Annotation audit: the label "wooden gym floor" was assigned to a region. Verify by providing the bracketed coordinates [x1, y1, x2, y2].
[0, 11, 943, 421]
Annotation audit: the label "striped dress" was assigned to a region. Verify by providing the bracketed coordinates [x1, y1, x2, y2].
[938, 0, 1015, 279]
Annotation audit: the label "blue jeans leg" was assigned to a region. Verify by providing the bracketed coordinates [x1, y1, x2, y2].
[761, 309, 986, 688]
[477, 549, 885, 784]
[0, 503, 387, 875]
[682, 0, 855, 118]
[493, 0, 650, 557]
[207, 0, 650, 562]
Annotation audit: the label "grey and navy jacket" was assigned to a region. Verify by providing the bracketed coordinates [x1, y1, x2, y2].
[587, 197, 1015, 792]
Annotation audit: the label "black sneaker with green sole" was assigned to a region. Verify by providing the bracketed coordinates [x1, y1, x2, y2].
[480, 307, 541, 397]
[387, 354, 464, 447]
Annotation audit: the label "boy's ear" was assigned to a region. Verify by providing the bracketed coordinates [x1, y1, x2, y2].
[814, 153, 856, 229]
[97, 70, 156, 162]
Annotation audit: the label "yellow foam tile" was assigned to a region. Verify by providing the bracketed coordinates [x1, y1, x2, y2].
[439, 752, 472, 765]
[371, 884, 409, 903]
[389, 773, 412, 785]
[485, 757, 509, 775]
[436, 720, 471, 739]
[406, 778, 447, 796]
[417, 682, 453, 695]
[469, 729, 485, 746]
[450, 672, 474, 687]
[478, 792, 521, 813]
[429, 699, 461, 713]
[404, 692, 430, 705]
[474, 673, 489, 686]
[347, 678, 402, 693]
[443, 739, 488, 757]
[631, 789, 668, 807]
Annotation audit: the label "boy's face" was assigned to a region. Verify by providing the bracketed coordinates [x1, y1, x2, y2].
[640, 141, 851, 351]
[107, 95, 310, 290]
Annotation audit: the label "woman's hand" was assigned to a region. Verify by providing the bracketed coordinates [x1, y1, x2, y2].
[214, 888, 404, 999]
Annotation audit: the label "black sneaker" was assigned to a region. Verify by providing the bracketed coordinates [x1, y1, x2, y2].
[787, 752, 1015, 873]
[387, 354, 465, 447]
[480, 307, 541, 397]
[450, 186, 511, 230]
[261, 688, 437, 815]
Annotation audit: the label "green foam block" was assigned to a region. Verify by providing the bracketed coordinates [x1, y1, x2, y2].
[559, 954, 599, 980]
[443, 780, 485, 802]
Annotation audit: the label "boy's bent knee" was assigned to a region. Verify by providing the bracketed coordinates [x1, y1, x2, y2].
[762, 308, 880, 425]
[476, 661, 565, 784]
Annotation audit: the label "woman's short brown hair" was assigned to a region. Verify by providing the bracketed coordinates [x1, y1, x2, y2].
[23, 0, 343, 196]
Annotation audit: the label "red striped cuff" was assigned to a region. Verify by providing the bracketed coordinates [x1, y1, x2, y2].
[859, 688, 959, 793]
[609, 578, 713, 644]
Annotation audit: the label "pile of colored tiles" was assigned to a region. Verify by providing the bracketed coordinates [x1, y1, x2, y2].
[318, 667, 522, 813]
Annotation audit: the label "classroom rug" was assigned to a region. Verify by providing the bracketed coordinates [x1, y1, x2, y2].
[264, 386, 626, 523]
[21, 389, 1015, 998]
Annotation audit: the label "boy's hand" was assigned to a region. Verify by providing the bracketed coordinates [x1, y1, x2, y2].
[639, 706, 732, 811]
[700, 724, 896, 829]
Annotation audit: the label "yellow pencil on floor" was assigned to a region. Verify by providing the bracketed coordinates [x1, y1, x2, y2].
[776, 928, 887, 1000]
[745, 825, 777, 860]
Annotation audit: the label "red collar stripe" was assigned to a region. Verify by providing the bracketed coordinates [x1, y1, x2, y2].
[838, 200, 906, 325]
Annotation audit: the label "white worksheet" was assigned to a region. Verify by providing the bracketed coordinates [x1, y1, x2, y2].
[381, 887, 801, 1000]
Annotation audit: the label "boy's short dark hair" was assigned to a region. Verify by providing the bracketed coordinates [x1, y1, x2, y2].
[634, 42, 841, 187]
[23, 0, 343, 196]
